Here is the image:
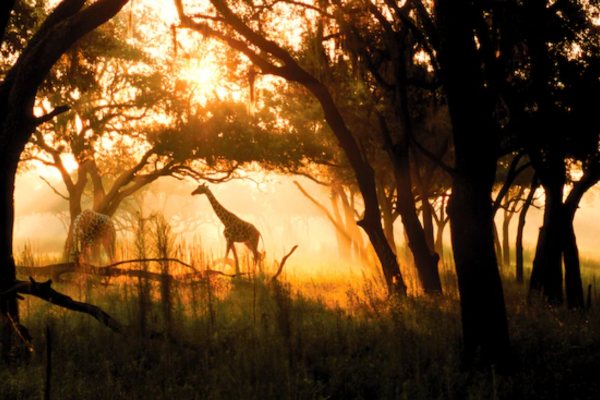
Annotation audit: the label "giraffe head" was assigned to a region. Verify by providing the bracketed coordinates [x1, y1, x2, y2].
[192, 183, 210, 196]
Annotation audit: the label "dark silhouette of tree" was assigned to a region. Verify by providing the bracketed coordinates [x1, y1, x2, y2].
[0, 0, 131, 357]
[491, 0, 600, 308]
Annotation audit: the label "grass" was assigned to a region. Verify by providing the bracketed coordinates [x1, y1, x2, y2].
[2, 239, 600, 399]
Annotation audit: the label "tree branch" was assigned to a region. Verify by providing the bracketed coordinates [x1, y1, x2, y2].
[269, 245, 298, 283]
[1, 277, 123, 333]
[34, 106, 71, 126]
[410, 134, 456, 176]
[293, 180, 353, 243]
[39, 175, 70, 201]
[1, 277, 203, 350]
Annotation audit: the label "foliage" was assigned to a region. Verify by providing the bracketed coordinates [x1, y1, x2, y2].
[151, 97, 332, 174]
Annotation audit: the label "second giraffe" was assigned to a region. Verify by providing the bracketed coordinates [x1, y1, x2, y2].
[192, 183, 264, 275]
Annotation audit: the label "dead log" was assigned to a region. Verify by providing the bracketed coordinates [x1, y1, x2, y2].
[17, 258, 244, 283]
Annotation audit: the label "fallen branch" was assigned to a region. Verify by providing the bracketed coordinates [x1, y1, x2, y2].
[17, 258, 245, 282]
[103, 258, 197, 271]
[1, 278, 123, 333]
[269, 245, 298, 284]
[0, 278, 201, 351]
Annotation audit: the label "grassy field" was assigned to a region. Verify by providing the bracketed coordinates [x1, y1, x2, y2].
[1, 242, 599, 400]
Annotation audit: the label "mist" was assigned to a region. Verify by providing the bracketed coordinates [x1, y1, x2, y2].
[14, 169, 600, 275]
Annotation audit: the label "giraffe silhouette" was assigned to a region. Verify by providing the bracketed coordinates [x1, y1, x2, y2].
[192, 184, 263, 275]
[72, 209, 116, 265]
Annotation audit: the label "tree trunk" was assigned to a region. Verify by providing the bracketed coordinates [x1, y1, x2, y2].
[516, 177, 538, 283]
[422, 199, 436, 252]
[434, 220, 446, 263]
[561, 166, 600, 309]
[448, 178, 510, 366]
[330, 193, 352, 260]
[395, 171, 442, 293]
[381, 29, 441, 294]
[562, 214, 584, 309]
[529, 182, 564, 305]
[493, 221, 503, 268]
[305, 84, 407, 296]
[502, 208, 512, 268]
[434, 194, 449, 263]
[340, 190, 366, 260]
[376, 184, 397, 252]
[437, 0, 510, 367]
[357, 217, 407, 294]
[0, 152, 20, 358]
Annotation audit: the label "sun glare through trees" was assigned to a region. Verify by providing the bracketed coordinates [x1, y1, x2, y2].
[2, 0, 600, 398]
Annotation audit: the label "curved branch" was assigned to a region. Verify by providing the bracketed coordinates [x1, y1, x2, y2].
[270, 245, 298, 283]
[293, 180, 353, 243]
[34, 105, 71, 126]
[1, 277, 202, 350]
[410, 134, 456, 177]
[32, 131, 77, 192]
[39, 175, 70, 200]
[1, 277, 123, 333]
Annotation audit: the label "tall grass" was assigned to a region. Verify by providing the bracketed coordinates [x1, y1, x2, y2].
[3, 230, 600, 399]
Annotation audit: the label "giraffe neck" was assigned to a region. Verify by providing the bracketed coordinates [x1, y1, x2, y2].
[204, 190, 237, 225]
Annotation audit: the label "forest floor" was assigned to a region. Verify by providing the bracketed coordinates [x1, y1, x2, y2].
[1, 250, 599, 400]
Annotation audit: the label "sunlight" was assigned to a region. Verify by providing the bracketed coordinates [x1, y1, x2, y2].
[179, 58, 217, 91]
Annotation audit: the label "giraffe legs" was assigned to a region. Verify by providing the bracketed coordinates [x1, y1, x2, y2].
[244, 236, 263, 274]
[225, 239, 241, 276]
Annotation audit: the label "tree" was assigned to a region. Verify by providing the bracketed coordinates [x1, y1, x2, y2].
[174, 0, 408, 295]
[494, 0, 600, 308]
[0, 0, 131, 356]
[21, 5, 332, 260]
[326, 1, 445, 293]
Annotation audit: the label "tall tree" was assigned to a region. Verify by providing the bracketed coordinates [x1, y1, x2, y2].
[433, 0, 511, 367]
[501, 0, 600, 308]
[0, 0, 131, 356]
[174, 0, 408, 295]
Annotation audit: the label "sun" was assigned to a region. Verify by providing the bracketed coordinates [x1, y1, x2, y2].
[180, 58, 217, 90]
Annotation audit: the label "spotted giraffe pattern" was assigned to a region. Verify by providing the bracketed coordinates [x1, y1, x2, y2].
[192, 184, 263, 274]
[72, 209, 116, 264]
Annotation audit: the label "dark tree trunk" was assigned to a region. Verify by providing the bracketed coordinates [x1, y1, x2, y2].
[529, 182, 564, 305]
[448, 176, 510, 367]
[357, 217, 406, 294]
[516, 177, 538, 283]
[305, 84, 407, 296]
[376, 184, 397, 252]
[0, 0, 130, 355]
[561, 166, 600, 308]
[434, 194, 449, 263]
[422, 199, 436, 252]
[493, 222, 503, 268]
[437, 0, 510, 367]
[562, 214, 584, 309]
[502, 208, 513, 268]
[0, 150, 21, 358]
[384, 30, 442, 294]
[395, 173, 442, 293]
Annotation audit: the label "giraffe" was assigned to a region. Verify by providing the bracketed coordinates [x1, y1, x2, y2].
[192, 184, 264, 275]
[71, 209, 116, 265]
